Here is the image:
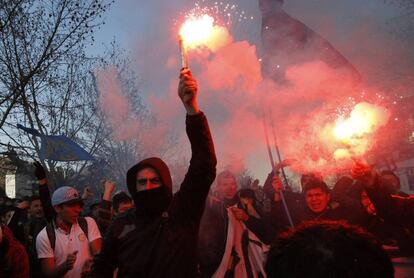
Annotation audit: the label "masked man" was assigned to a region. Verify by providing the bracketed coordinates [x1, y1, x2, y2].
[92, 69, 217, 278]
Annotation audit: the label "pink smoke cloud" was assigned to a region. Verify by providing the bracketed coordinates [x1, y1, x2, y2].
[145, 25, 399, 178]
[96, 68, 140, 141]
[194, 40, 396, 176]
[200, 41, 262, 93]
[100, 1, 411, 181]
[96, 68, 173, 155]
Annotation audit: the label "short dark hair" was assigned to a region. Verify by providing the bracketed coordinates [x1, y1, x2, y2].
[266, 220, 394, 278]
[300, 172, 324, 189]
[89, 202, 100, 211]
[29, 195, 41, 204]
[0, 205, 14, 218]
[303, 179, 330, 194]
[112, 192, 132, 211]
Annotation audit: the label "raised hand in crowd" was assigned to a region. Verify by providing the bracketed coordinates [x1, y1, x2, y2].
[33, 160, 54, 222]
[274, 158, 297, 172]
[351, 161, 377, 187]
[16, 198, 30, 210]
[102, 180, 116, 202]
[34, 160, 47, 184]
[82, 186, 93, 201]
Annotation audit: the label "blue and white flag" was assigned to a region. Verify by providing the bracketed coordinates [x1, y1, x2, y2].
[17, 124, 94, 161]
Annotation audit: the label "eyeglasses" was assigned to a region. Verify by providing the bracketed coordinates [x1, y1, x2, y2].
[136, 178, 162, 186]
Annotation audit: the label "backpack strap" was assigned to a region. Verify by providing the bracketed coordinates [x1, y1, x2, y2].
[46, 218, 88, 251]
[78, 217, 88, 239]
[46, 222, 56, 251]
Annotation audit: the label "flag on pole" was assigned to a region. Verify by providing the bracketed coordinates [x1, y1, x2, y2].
[17, 124, 94, 161]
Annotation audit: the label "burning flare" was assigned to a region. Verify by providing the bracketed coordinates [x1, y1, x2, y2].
[178, 13, 230, 65]
[333, 102, 390, 160]
[179, 14, 215, 49]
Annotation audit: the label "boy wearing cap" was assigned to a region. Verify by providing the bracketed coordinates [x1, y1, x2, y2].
[36, 186, 102, 278]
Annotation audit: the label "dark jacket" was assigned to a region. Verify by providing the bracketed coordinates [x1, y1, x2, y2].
[263, 172, 367, 240]
[364, 178, 414, 255]
[92, 112, 217, 278]
[265, 193, 364, 243]
[95, 199, 112, 234]
[5, 207, 27, 245]
[26, 216, 47, 278]
[359, 211, 414, 256]
[366, 179, 414, 232]
[262, 172, 304, 241]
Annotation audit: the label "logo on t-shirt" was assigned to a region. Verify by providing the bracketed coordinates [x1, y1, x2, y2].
[78, 233, 87, 242]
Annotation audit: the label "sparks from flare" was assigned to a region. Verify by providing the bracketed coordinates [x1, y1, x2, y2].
[332, 102, 390, 160]
[333, 102, 389, 141]
[178, 13, 229, 68]
[179, 14, 216, 50]
[176, 1, 254, 38]
[194, 1, 254, 25]
[176, 1, 255, 52]
[177, 8, 231, 69]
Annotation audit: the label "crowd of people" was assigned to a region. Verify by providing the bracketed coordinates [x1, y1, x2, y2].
[0, 69, 413, 278]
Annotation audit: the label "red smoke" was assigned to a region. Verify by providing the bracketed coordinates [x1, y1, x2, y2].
[189, 37, 394, 177]
[96, 68, 141, 141]
[96, 68, 173, 156]
[97, 2, 410, 182]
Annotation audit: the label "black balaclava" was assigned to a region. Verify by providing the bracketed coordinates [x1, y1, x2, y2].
[126, 157, 173, 221]
[133, 187, 172, 219]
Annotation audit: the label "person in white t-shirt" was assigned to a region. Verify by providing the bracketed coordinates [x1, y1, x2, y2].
[36, 186, 102, 278]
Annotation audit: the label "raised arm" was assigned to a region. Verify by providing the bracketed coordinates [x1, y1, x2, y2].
[95, 180, 115, 234]
[352, 161, 414, 229]
[34, 161, 55, 223]
[174, 69, 217, 222]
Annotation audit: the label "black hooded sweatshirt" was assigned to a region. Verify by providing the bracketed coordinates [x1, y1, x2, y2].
[92, 112, 216, 278]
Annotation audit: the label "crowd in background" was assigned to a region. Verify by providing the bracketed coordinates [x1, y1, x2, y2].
[1, 161, 413, 277]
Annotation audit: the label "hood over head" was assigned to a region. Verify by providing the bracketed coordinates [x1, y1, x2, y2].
[126, 157, 172, 196]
